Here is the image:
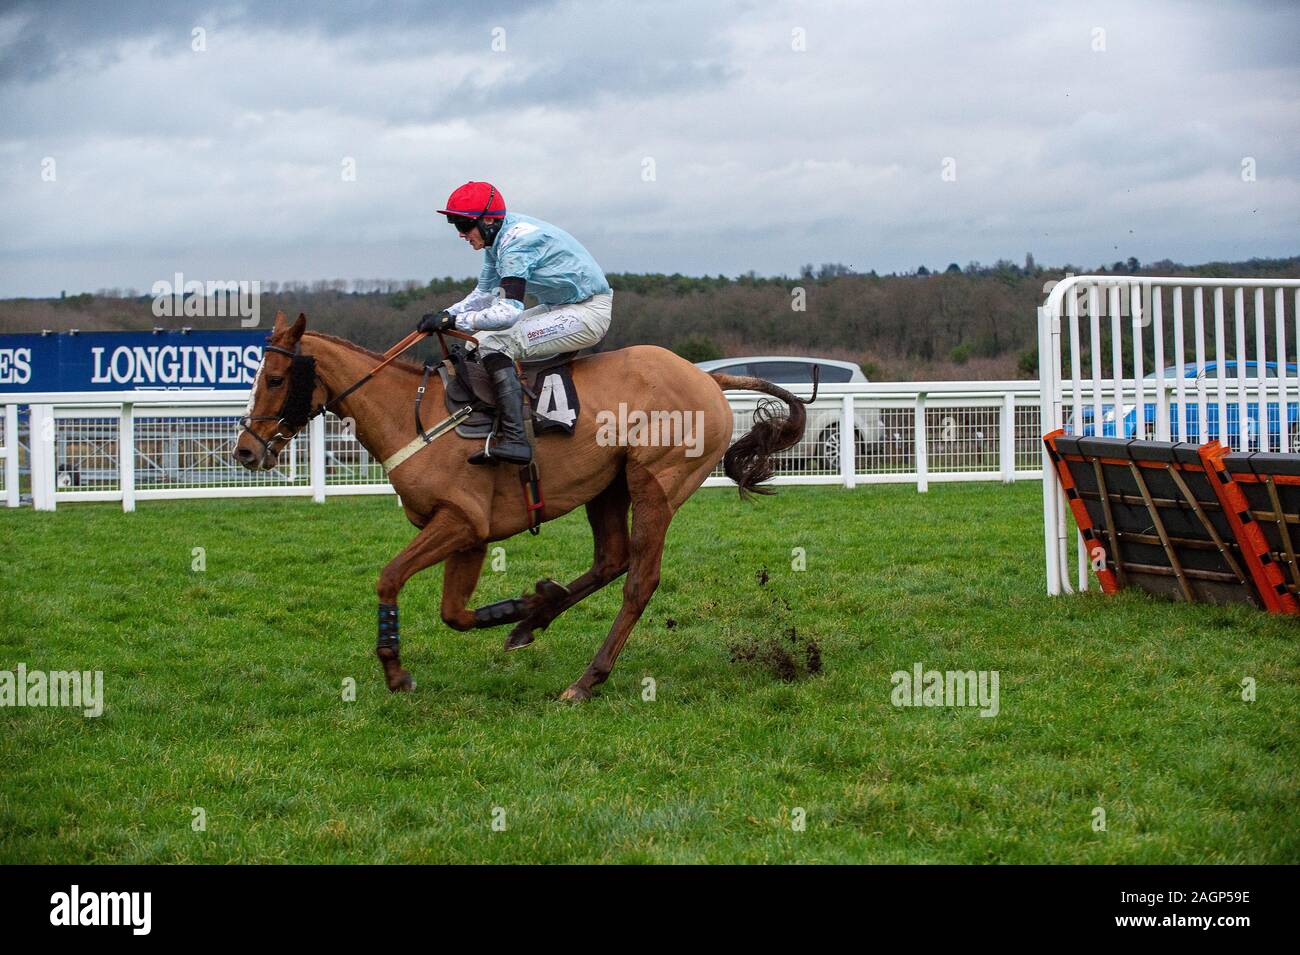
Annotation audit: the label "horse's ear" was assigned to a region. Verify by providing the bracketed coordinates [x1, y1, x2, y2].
[273, 310, 288, 331]
[288, 313, 307, 341]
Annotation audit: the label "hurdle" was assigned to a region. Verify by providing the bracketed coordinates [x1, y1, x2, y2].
[1039, 277, 1300, 595]
[1043, 432, 1292, 610]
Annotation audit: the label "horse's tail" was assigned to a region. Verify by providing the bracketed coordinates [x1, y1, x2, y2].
[710, 369, 818, 499]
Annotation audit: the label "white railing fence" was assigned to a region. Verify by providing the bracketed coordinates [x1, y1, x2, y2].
[1, 402, 17, 508]
[2, 381, 1042, 511]
[1038, 275, 1300, 596]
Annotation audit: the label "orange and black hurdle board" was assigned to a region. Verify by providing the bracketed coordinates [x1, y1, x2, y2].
[1043, 431, 1270, 609]
[1042, 430, 1120, 595]
[1211, 448, 1300, 614]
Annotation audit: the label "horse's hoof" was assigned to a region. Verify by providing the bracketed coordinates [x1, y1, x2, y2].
[388, 670, 415, 692]
[560, 684, 592, 703]
[504, 629, 535, 652]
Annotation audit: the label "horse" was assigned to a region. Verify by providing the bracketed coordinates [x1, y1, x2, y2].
[234, 311, 811, 701]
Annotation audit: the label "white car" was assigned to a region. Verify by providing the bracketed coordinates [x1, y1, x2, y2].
[694, 356, 885, 469]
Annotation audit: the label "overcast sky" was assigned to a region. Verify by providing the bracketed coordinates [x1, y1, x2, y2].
[0, 0, 1296, 297]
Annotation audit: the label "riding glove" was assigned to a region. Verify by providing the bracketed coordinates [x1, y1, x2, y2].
[417, 310, 456, 334]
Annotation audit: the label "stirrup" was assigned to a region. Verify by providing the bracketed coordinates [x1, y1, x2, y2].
[469, 428, 532, 466]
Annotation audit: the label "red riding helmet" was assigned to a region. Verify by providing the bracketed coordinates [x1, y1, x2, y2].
[438, 181, 507, 238]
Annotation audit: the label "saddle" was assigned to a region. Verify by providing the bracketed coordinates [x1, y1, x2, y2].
[435, 344, 586, 439]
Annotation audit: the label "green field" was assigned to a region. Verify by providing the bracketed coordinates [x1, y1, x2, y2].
[1, 482, 1296, 864]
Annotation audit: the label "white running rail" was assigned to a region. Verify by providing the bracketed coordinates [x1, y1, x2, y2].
[1, 380, 1044, 511]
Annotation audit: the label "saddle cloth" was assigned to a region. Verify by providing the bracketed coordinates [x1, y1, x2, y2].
[438, 346, 584, 439]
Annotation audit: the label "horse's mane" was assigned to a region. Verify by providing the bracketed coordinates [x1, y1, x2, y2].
[302, 330, 425, 375]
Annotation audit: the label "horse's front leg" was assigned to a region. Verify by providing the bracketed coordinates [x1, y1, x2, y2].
[376, 512, 478, 691]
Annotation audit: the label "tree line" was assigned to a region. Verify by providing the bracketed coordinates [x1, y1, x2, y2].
[2, 255, 1296, 381]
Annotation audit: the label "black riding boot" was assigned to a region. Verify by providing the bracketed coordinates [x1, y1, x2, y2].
[469, 353, 533, 466]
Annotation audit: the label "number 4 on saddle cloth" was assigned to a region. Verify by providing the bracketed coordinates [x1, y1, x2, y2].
[429, 344, 583, 440]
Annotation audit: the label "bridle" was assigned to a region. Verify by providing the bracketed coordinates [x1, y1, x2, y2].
[236, 342, 326, 463]
[237, 326, 479, 464]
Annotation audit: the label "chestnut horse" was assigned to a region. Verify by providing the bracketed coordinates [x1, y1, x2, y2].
[234, 311, 809, 701]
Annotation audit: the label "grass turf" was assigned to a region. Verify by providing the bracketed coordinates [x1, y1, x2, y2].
[1, 482, 1296, 863]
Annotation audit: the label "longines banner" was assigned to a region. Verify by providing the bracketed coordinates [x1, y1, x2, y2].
[0, 329, 266, 393]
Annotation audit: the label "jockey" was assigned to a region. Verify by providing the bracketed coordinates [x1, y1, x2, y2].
[418, 181, 612, 466]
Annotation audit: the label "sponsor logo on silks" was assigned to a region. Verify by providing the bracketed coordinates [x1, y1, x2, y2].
[497, 221, 538, 247]
[50, 885, 151, 935]
[526, 321, 570, 343]
[890, 662, 999, 717]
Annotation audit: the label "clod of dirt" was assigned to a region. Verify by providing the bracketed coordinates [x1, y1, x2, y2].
[727, 629, 822, 683]
[665, 617, 677, 630]
[804, 637, 822, 675]
[727, 637, 795, 682]
[756, 567, 769, 587]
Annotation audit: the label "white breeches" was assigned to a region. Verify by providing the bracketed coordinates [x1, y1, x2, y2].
[473, 291, 613, 361]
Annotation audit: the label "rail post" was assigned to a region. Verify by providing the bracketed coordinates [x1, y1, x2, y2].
[1000, 392, 1017, 484]
[1038, 305, 1061, 595]
[119, 401, 135, 513]
[30, 404, 56, 511]
[914, 391, 928, 493]
[310, 414, 326, 503]
[3, 403, 17, 507]
[840, 394, 856, 489]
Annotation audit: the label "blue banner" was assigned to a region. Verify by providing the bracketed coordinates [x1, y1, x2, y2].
[0, 329, 266, 393]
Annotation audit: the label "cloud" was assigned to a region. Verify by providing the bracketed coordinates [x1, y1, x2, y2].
[0, 0, 1296, 295]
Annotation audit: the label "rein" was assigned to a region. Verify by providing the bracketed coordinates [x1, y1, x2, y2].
[238, 328, 477, 460]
